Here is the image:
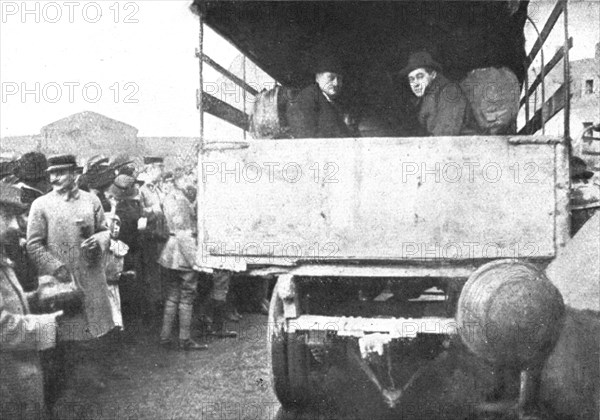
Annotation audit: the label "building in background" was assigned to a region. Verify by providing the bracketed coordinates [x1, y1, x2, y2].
[40, 111, 141, 159]
[529, 42, 599, 139]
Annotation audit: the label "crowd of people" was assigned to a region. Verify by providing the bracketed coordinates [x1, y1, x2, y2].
[1, 151, 268, 419]
[1, 49, 576, 419]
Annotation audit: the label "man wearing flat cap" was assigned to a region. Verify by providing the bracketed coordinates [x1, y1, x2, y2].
[26, 154, 114, 390]
[1, 183, 63, 419]
[400, 51, 476, 136]
[287, 56, 355, 138]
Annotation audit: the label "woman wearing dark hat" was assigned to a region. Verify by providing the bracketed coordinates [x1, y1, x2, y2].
[14, 151, 52, 195]
[85, 162, 116, 211]
[0, 159, 19, 182]
[105, 175, 144, 321]
[399, 51, 477, 136]
[109, 154, 137, 178]
[105, 175, 143, 249]
[286, 55, 356, 139]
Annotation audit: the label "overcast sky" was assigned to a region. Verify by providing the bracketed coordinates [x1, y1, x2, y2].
[1, 0, 598, 138]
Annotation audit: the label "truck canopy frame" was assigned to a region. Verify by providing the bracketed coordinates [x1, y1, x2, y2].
[192, 0, 571, 137]
[192, 0, 529, 87]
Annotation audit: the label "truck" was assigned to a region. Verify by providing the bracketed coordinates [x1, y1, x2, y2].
[189, 1, 594, 418]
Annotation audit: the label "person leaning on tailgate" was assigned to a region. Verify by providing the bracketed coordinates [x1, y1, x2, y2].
[286, 56, 355, 138]
[400, 51, 477, 136]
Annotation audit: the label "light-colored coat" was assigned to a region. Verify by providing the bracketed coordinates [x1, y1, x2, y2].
[1, 258, 58, 418]
[158, 188, 197, 271]
[27, 190, 114, 341]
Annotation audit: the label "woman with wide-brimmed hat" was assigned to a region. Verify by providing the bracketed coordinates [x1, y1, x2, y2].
[83, 158, 116, 211]
[105, 175, 144, 322]
[105, 175, 142, 255]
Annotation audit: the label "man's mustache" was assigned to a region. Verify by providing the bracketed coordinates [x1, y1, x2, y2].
[51, 178, 74, 188]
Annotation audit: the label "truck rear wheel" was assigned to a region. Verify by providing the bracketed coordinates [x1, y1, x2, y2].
[269, 287, 311, 409]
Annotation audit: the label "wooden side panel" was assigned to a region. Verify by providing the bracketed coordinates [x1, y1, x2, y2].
[199, 136, 566, 262]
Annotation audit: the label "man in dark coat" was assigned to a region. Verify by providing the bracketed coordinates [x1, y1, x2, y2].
[287, 57, 355, 138]
[138, 156, 168, 321]
[1, 183, 62, 419]
[400, 51, 477, 136]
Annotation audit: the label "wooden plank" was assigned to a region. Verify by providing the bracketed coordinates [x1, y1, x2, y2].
[289, 264, 475, 278]
[518, 85, 568, 135]
[563, 3, 571, 139]
[520, 37, 572, 108]
[199, 136, 566, 261]
[526, 0, 566, 67]
[200, 91, 249, 131]
[287, 315, 458, 337]
[554, 141, 570, 252]
[201, 53, 259, 96]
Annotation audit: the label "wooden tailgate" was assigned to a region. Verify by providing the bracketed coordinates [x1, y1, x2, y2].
[197, 136, 569, 264]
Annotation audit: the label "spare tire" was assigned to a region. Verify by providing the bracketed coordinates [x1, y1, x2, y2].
[456, 259, 565, 369]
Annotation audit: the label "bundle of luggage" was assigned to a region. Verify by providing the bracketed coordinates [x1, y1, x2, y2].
[249, 67, 520, 139]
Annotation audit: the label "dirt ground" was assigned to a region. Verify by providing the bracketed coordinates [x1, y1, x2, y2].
[46, 310, 587, 420]
[49, 314, 281, 420]
[46, 312, 498, 420]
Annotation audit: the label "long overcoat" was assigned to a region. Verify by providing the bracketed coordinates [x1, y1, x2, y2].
[286, 83, 353, 139]
[1, 257, 58, 419]
[138, 182, 166, 305]
[417, 73, 477, 136]
[26, 190, 114, 341]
